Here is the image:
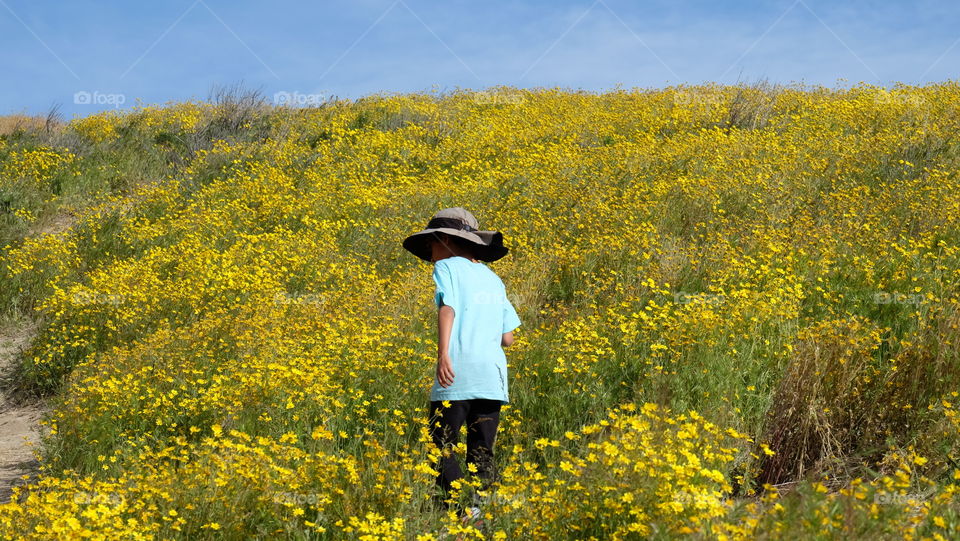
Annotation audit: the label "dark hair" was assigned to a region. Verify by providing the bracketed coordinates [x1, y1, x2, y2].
[432, 232, 479, 258]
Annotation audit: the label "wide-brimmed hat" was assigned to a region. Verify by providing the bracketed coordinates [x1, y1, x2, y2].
[402, 207, 508, 263]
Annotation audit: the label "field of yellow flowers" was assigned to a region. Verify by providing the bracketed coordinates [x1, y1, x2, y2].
[1, 82, 959, 539]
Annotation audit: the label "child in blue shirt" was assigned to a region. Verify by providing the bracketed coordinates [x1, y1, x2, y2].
[402, 207, 521, 518]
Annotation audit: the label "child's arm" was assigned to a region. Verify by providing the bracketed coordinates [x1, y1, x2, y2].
[501, 286, 521, 348]
[436, 303, 455, 387]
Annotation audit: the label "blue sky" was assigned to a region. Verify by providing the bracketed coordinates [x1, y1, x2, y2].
[2, 0, 958, 116]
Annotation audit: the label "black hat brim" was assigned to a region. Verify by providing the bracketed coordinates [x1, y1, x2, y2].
[403, 230, 509, 263]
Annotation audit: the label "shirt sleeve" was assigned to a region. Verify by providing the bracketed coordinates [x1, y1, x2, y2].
[502, 289, 521, 333]
[432, 260, 459, 309]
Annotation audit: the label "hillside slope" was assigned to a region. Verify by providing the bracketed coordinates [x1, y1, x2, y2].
[1, 84, 959, 539]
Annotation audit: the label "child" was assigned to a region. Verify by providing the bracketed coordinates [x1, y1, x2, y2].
[402, 207, 521, 520]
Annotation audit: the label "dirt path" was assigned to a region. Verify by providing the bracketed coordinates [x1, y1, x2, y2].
[0, 211, 76, 503]
[0, 317, 43, 503]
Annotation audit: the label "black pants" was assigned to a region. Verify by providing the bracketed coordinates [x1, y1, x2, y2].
[428, 399, 501, 505]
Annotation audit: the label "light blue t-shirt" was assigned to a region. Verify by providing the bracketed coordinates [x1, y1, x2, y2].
[431, 256, 521, 405]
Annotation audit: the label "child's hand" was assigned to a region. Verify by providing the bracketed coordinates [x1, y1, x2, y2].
[436, 353, 455, 387]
